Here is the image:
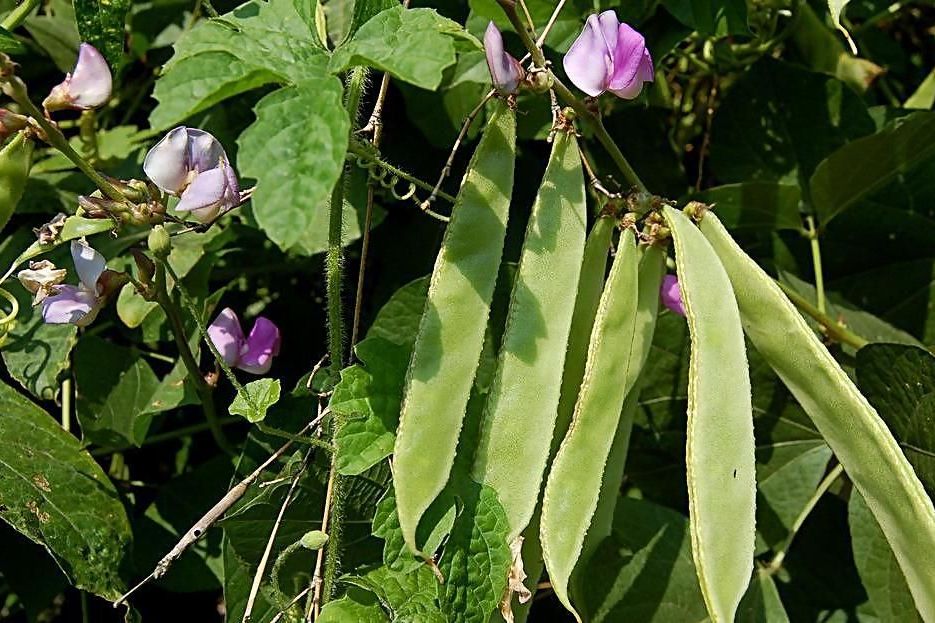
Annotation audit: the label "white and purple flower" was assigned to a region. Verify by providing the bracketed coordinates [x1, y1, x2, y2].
[30, 241, 116, 327]
[563, 11, 654, 100]
[143, 127, 240, 224]
[207, 307, 281, 375]
[42, 43, 112, 113]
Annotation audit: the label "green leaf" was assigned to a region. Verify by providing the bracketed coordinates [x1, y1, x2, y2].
[905, 67, 935, 110]
[1, 285, 77, 402]
[344, 564, 444, 620]
[711, 58, 873, 184]
[691, 182, 803, 232]
[855, 343, 935, 492]
[662, 0, 748, 36]
[237, 79, 350, 251]
[74, 0, 130, 68]
[849, 490, 921, 622]
[228, 378, 282, 423]
[7, 216, 116, 274]
[150, 0, 328, 129]
[810, 112, 935, 225]
[73, 337, 160, 447]
[329, 6, 466, 90]
[346, 0, 397, 42]
[24, 0, 80, 72]
[0, 26, 27, 54]
[737, 571, 791, 622]
[366, 276, 429, 348]
[0, 380, 131, 600]
[578, 497, 708, 622]
[332, 337, 410, 476]
[318, 591, 389, 623]
[438, 481, 512, 623]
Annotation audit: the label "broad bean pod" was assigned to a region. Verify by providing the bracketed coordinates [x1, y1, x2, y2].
[472, 130, 587, 539]
[699, 211, 935, 622]
[393, 103, 515, 556]
[665, 205, 757, 623]
[571, 244, 666, 599]
[550, 215, 615, 454]
[0, 131, 34, 233]
[540, 229, 640, 621]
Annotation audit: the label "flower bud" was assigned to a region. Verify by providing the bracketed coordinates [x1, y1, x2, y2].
[0, 53, 15, 80]
[42, 43, 112, 113]
[660, 274, 685, 316]
[484, 22, 525, 96]
[0, 109, 28, 142]
[147, 225, 171, 259]
[300, 530, 329, 550]
[130, 249, 155, 286]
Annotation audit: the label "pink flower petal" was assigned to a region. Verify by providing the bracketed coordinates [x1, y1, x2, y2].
[660, 274, 685, 316]
[607, 23, 648, 94]
[484, 22, 524, 95]
[68, 43, 112, 109]
[144, 127, 191, 195]
[175, 166, 231, 223]
[41, 285, 99, 326]
[238, 316, 281, 375]
[208, 307, 246, 368]
[70, 240, 105, 293]
[563, 13, 615, 97]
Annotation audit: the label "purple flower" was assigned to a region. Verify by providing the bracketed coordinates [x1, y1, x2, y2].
[40, 241, 107, 326]
[484, 22, 525, 95]
[563, 11, 654, 99]
[660, 274, 685, 316]
[143, 127, 240, 224]
[42, 43, 112, 113]
[207, 307, 281, 375]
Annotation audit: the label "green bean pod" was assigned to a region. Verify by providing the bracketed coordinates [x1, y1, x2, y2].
[472, 130, 587, 539]
[0, 131, 34, 233]
[551, 214, 615, 454]
[665, 205, 756, 623]
[572, 244, 666, 593]
[393, 103, 515, 556]
[699, 211, 935, 621]
[539, 230, 640, 621]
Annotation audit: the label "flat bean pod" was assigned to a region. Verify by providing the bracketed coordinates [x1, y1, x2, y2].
[393, 103, 515, 555]
[551, 215, 615, 454]
[699, 211, 935, 622]
[572, 244, 666, 594]
[665, 205, 756, 623]
[0, 132, 34, 233]
[472, 130, 587, 539]
[539, 230, 640, 621]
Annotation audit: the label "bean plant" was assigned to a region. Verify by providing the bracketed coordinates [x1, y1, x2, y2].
[0, 0, 933, 621]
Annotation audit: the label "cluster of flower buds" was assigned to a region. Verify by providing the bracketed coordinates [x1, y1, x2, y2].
[77, 177, 166, 225]
[482, 11, 654, 101]
[18, 240, 126, 327]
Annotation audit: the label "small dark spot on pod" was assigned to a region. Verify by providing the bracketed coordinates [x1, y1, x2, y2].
[732, 469, 737, 478]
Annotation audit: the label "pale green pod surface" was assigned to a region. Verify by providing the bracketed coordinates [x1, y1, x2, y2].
[700, 212, 935, 622]
[551, 215, 615, 454]
[572, 244, 667, 595]
[0, 132, 34, 233]
[539, 231, 640, 621]
[472, 131, 587, 539]
[393, 103, 516, 555]
[665, 205, 756, 623]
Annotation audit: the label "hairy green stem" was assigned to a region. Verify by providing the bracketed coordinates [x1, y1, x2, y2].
[1, 0, 40, 30]
[495, 0, 647, 192]
[766, 463, 844, 573]
[321, 66, 369, 606]
[154, 261, 234, 455]
[3, 79, 127, 202]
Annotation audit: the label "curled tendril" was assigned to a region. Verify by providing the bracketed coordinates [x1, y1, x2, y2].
[0, 286, 20, 346]
[354, 155, 419, 202]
